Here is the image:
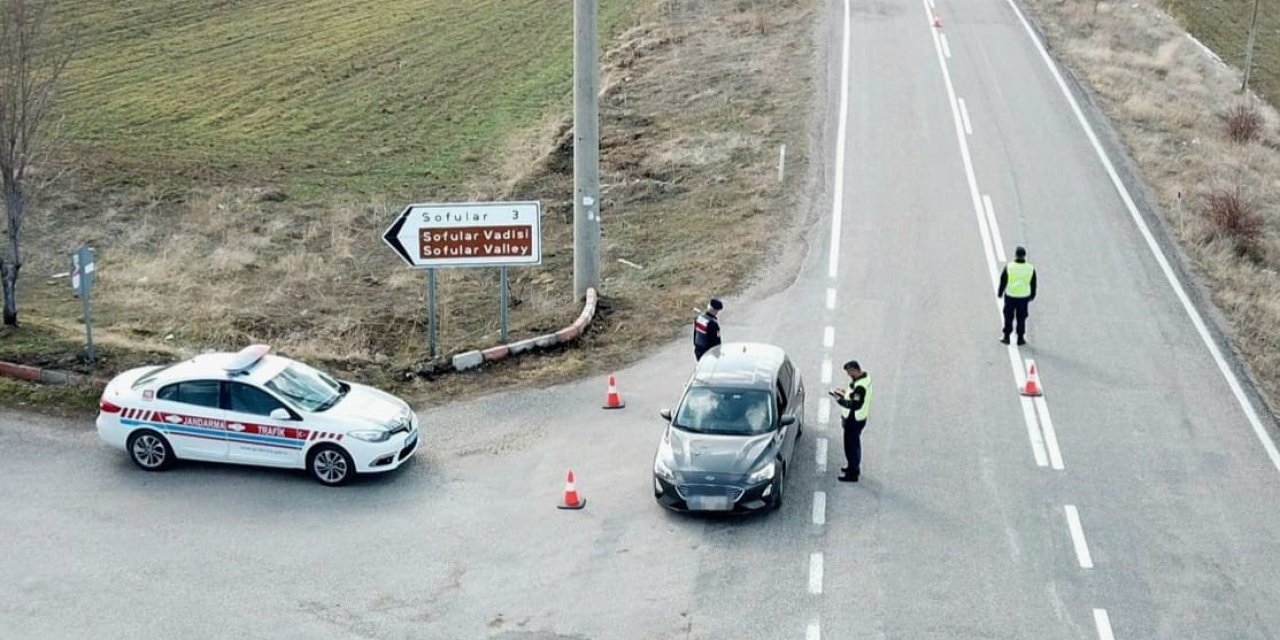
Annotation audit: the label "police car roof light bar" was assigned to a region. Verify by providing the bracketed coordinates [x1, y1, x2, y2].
[225, 344, 271, 375]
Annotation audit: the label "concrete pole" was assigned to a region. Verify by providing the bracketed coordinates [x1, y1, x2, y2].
[1243, 0, 1261, 92]
[573, 0, 601, 300]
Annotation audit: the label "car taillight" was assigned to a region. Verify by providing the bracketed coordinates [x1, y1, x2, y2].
[99, 399, 122, 413]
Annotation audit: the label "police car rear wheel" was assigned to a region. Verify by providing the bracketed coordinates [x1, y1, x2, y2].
[128, 430, 174, 471]
[309, 445, 354, 486]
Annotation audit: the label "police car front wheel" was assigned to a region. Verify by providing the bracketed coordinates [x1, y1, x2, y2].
[128, 430, 175, 472]
[309, 445, 355, 486]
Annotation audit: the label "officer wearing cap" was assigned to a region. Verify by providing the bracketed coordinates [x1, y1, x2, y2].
[997, 246, 1037, 345]
[692, 298, 723, 361]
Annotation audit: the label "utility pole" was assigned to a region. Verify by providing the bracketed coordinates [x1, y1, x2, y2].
[1243, 0, 1261, 92]
[573, 0, 601, 300]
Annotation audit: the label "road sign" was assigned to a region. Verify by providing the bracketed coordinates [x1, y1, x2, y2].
[382, 201, 542, 269]
[71, 247, 95, 298]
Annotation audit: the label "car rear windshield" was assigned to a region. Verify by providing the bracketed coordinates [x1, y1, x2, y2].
[674, 387, 774, 436]
[131, 363, 179, 389]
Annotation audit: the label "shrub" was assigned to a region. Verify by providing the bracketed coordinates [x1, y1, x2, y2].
[1201, 187, 1264, 249]
[1225, 101, 1263, 143]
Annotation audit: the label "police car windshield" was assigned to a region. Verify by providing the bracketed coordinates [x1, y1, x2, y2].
[265, 363, 344, 412]
[673, 387, 774, 436]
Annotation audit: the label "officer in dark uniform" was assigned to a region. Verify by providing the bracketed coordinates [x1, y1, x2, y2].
[692, 298, 723, 361]
[829, 360, 872, 482]
[997, 246, 1037, 345]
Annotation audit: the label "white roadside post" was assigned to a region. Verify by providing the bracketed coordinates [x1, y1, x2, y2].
[71, 246, 97, 364]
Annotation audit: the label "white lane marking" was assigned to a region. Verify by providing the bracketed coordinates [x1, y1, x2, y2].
[813, 491, 827, 525]
[923, 0, 1063, 474]
[806, 620, 821, 640]
[827, 0, 852, 279]
[818, 398, 831, 425]
[959, 98, 974, 136]
[826, 287, 837, 310]
[821, 357, 833, 384]
[1020, 396, 1049, 466]
[824, 326, 835, 348]
[1032, 394, 1065, 470]
[941, 34, 952, 59]
[1004, 0, 1280, 477]
[1093, 609, 1115, 640]
[809, 552, 824, 594]
[983, 195, 1006, 262]
[816, 437, 829, 473]
[1064, 505, 1095, 569]
[927, 0, 935, 8]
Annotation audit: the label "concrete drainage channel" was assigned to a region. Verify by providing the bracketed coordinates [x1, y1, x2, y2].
[0, 287, 600, 389]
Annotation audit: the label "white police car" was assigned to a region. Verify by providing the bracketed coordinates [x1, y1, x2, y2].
[96, 345, 419, 486]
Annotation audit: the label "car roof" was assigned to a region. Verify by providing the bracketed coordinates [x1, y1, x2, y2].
[691, 342, 788, 390]
[139, 349, 290, 388]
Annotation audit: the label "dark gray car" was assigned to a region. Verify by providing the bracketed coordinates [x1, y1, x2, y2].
[654, 342, 805, 513]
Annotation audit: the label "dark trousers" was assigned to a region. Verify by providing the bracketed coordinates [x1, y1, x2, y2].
[842, 421, 865, 473]
[1002, 297, 1030, 338]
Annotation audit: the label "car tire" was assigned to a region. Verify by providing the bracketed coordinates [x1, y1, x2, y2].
[308, 444, 355, 486]
[770, 461, 786, 511]
[127, 429, 175, 472]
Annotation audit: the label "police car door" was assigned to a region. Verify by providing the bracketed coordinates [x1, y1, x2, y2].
[152, 380, 229, 462]
[224, 381, 305, 468]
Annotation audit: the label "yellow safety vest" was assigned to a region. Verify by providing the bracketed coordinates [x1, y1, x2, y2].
[839, 374, 872, 422]
[1005, 261, 1035, 299]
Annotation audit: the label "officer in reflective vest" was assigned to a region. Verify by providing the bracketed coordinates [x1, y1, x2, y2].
[829, 360, 872, 483]
[692, 298, 723, 361]
[997, 246, 1037, 346]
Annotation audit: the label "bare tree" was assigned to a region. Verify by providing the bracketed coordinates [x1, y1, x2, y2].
[0, 0, 72, 326]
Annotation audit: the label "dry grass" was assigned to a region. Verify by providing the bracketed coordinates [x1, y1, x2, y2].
[1023, 0, 1280, 408]
[5, 0, 820, 408]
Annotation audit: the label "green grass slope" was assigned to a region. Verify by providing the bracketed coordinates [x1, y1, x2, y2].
[1159, 0, 1280, 103]
[55, 0, 634, 198]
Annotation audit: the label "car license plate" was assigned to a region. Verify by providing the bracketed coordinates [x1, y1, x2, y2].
[688, 496, 731, 511]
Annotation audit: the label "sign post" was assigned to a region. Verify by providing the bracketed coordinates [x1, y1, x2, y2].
[426, 269, 437, 358]
[383, 202, 542, 353]
[71, 246, 97, 364]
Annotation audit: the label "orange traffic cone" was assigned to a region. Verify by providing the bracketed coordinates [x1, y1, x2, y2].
[557, 470, 586, 510]
[1021, 360, 1044, 397]
[933, 14, 942, 28]
[602, 374, 625, 409]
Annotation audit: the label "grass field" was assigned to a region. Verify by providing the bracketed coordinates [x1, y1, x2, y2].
[52, 0, 633, 198]
[3, 0, 821, 409]
[1158, 0, 1280, 104]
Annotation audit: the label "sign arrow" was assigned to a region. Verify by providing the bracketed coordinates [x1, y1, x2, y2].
[382, 206, 414, 267]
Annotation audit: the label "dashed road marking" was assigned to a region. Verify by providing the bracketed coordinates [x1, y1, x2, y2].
[818, 398, 831, 426]
[826, 288, 837, 310]
[816, 437, 828, 473]
[824, 326, 835, 348]
[941, 33, 952, 58]
[1032, 392, 1065, 470]
[1064, 505, 1094, 569]
[982, 195, 1005, 261]
[1093, 609, 1115, 640]
[809, 552, 824, 594]
[821, 357, 833, 384]
[959, 98, 974, 136]
[806, 621, 821, 640]
[1020, 396, 1049, 467]
[813, 491, 827, 525]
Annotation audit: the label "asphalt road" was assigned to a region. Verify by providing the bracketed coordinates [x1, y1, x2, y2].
[4, 0, 1280, 638]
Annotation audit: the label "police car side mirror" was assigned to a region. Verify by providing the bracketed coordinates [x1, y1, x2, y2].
[659, 409, 673, 422]
[270, 408, 293, 421]
[780, 415, 797, 427]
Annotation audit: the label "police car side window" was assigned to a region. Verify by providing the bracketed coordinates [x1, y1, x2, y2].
[174, 380, 221, 409]
[157, 384, 179, 402]
[228, 383, 285, 417]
